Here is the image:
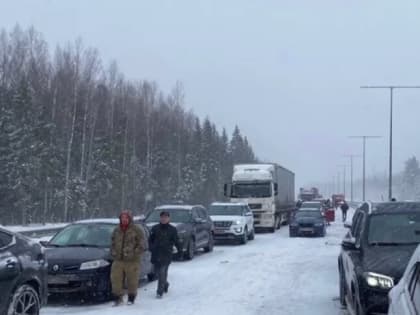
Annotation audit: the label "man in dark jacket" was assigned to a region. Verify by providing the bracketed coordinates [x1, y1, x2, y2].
[149, 211, 182, 298]
[340, 201, 350, 222]
[110, 210, 145, 305]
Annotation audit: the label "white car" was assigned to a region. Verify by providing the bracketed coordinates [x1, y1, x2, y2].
[388, 244, 420, 315]
[208, 202, 255, 244]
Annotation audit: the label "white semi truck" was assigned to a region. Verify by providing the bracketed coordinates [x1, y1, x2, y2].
[224, 163, 295, 232]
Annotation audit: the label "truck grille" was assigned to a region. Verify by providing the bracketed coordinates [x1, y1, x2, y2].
[249, 203, 262, 210]
[214, 221, 232, 228]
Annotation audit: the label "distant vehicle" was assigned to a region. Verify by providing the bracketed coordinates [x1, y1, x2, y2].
[289, 209, 326, 237]
[208, 202, 255, 244]
[300, 201, 324, 211]
[298, 187, 321, 202]
[225, 163, 295, 233]
[43, 219, 155, 301]
[145, 205, 214, 260]
[388, 244, 420, 315]
[338, 202, 420, 315]
[0, 227, 47, 315]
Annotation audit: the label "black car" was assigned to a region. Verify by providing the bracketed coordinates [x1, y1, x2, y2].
[0, 227, 47, 315]
[338, 202, 420, 315]
[44, 219, 155, 301]
[289, 209, 326, 237]
[145, 205, 214, 260]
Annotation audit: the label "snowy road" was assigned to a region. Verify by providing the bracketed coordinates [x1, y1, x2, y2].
[42, 212, 351, 315]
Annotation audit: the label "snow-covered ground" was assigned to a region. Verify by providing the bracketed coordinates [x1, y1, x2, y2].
[41, 211, 352, 315]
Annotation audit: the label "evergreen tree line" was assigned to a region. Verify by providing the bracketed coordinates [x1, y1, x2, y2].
[0, 26, 257, 225]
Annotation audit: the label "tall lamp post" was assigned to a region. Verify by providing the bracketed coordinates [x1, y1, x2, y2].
[343, 154, 361, 203]
[360, 85, 420, 200]
[349, 136, 382, 201]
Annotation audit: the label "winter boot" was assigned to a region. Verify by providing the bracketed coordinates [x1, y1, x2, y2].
[156, 292, 163, 299]
[128, 294, 136, 305]
[164, 283, 170, 293]
[113, 296, 123, 307]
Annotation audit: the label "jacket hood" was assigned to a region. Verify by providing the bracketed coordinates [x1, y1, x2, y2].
[363, 245, 417, 282]
[119, 210, 133, 224]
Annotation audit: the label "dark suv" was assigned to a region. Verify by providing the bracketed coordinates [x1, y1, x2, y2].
[338, 202, 420, 315]
[0, 227, 47, 315]
[145, 205, 214, 260]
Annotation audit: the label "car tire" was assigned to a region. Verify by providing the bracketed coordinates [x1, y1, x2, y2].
[248, 228, 255, 240]
[184, 238, 195, 260]
[8, 284, 40, 315]
[204, 233, 214, 253]
[240, 228, 248, 245]
[339, 269, 347, 307]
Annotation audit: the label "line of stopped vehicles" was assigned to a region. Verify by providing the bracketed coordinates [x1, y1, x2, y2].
[2, 163, 420, 315]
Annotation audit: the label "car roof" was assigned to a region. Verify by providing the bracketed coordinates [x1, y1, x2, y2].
[155, 205, 203, 211]
[298, 208, 321, 211]
[358, 201, 420, 215]
[75, 216, 145, 225]
[211, 202, 247, 206]
[302, 201, 321, 204]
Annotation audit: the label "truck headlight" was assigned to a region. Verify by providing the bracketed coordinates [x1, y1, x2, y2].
[80, 259, 110, 270]
[364, 272, 394, 289]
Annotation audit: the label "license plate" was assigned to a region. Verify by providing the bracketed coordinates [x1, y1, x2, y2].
[48, 275, 69, 285]
[300, 228, 313, 232]
[214, 229, 227, 234]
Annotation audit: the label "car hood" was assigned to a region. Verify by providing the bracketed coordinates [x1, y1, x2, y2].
[45, 246, 110, 265]
[363, 245, 418, 281]
[210, 215, 243, 222]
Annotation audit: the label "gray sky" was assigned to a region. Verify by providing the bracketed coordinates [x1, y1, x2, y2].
[2, 0, 420, 190]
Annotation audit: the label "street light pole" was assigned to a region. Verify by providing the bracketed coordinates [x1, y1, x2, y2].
[349, 136, 381, 201]
[337, 165, 347, 197]
[361, 85, 420, 200]
[343, 154, 361, 203]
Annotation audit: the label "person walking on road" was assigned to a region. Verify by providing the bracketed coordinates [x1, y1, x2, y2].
[149, 211, 182, 299]
[340, 201, 349, 222]
[110, 210, 146, 306]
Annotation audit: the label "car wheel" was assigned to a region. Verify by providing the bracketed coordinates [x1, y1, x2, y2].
[248, 228, 255, 240]
[355, 289, 366, 315]
[8, 284, 40, 315]
[204, 233, 214, 253]
[185, 238, 195, 260]
[240, 228, 248, 245]
[339, 269, 347, 307]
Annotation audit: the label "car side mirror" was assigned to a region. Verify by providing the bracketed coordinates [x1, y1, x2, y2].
[40, 241, 49, 247]
[246, 212, 253, 217]
[342, 237, 358, 251]
[194, 218, 203, 224]
[224, 183, 232, 197]
[274, 183, 278, 196]
[344, 223, 352, 229]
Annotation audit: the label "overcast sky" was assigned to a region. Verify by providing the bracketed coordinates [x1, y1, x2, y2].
[2, 0, 420, 190]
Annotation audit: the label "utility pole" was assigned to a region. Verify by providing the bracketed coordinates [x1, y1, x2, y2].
[343, 154, 361, 202]
[337, 165, 347, 197]
[361, 85, 420, 200]
[349, 136, 382, 201]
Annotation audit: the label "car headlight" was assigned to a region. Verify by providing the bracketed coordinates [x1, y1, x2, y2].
[80, 259, 110, 270]
[364, 272, 394, 289]
[233, 220, 242, 226]
[234, 227, 243, 233]
[315, 222, 324, 227]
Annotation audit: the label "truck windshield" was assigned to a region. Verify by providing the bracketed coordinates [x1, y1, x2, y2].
[231, 182, 272, 198]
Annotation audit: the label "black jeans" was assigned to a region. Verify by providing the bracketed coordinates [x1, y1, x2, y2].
[342, 210, 347, 221]
[155, 264, 170, 294]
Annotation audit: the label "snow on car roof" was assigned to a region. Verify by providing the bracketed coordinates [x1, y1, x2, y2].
[155, 205, 200, 211]
[298, 208, 321, 212]
[76, 215, 145, 224]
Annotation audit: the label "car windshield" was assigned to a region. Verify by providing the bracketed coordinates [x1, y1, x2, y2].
[49, 224, 115, 247]
[231, 182, 272, 198]
[295, 211, 323, 219]
[146, 209, 191, 223]
[301, 203, 321, 209]
[368, 212, 420, 245]
[209, 205, 243, 216]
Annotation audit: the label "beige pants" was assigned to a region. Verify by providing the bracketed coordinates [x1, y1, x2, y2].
[110, 260, 140, 297]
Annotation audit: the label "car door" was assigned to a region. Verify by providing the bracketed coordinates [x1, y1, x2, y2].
[197, 207, 211, 246]
[391, 263, 419, 315]
[0, 231, 19, 308]
[342, 212, 364, 307]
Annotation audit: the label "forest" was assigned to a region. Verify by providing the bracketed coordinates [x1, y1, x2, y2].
[0, 26, 257, 225]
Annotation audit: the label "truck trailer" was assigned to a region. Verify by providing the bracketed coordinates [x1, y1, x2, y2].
[224, 163, 295, 232]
